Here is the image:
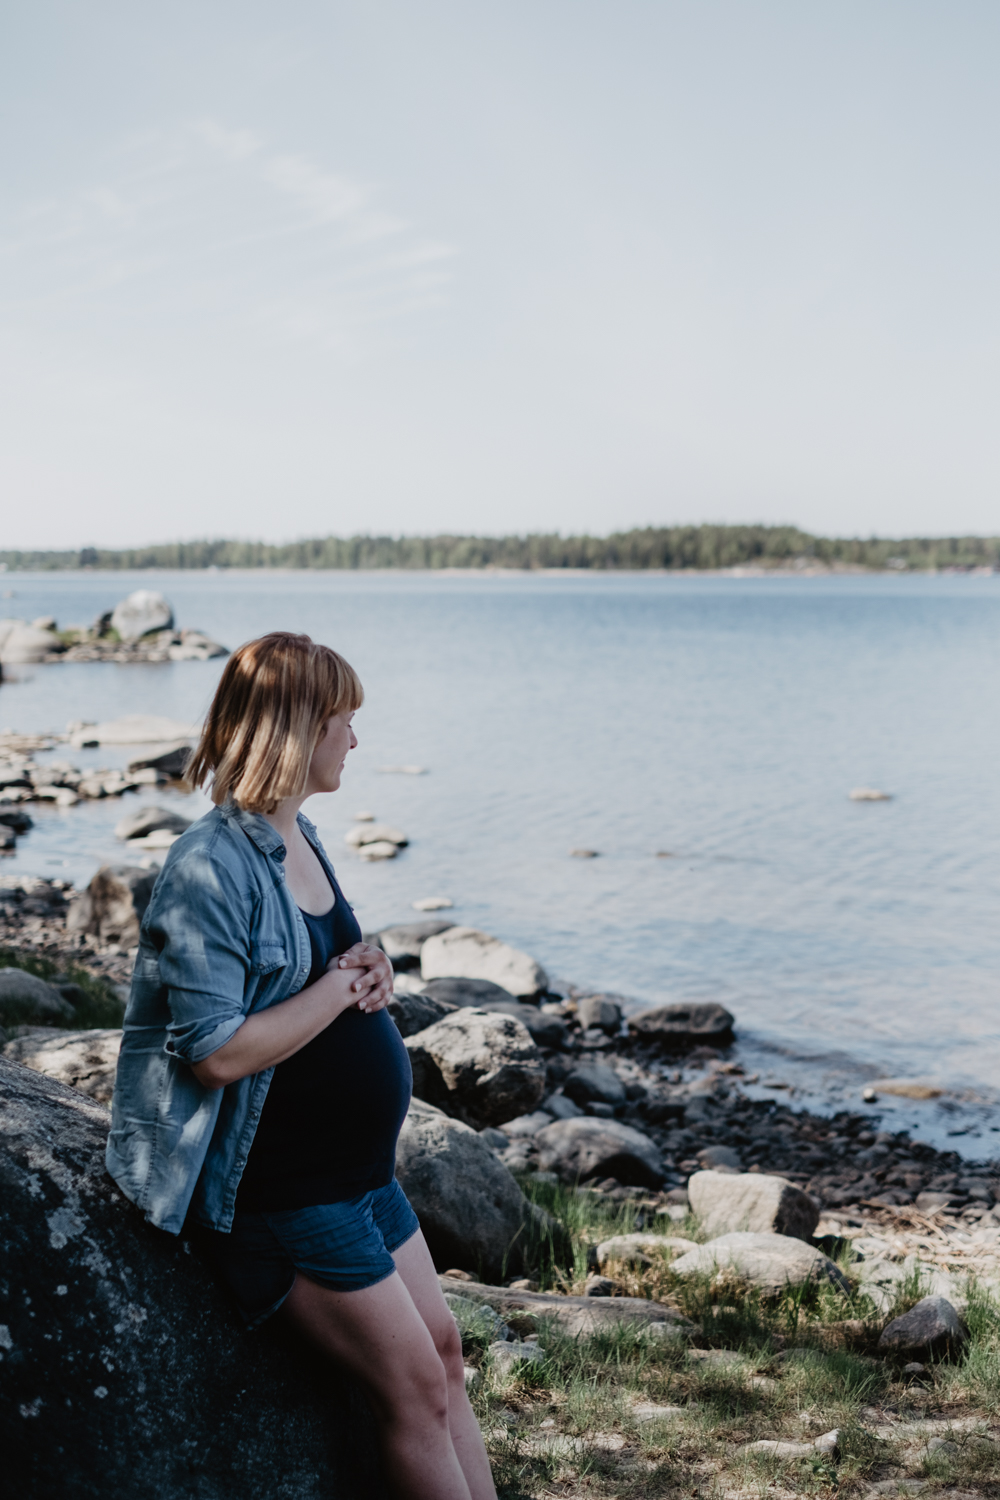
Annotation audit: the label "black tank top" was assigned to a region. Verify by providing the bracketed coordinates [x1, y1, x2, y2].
[235, 869, 413, 1211]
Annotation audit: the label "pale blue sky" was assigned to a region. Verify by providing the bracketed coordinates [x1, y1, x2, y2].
[2, 1, 999, 547]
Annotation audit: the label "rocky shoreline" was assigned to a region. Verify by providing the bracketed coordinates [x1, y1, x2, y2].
[3, 878, 998, 1288]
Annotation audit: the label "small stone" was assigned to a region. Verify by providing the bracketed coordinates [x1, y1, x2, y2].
[463, 1365, 482, 1393]
[564, 1062, 626, 1107]
[574, 996, 622, 1034]
[813, 1429, 840, 1454]
[878, 1296, 966, 1357]
[627, 1002, 735, 1047]
[488, 1339, 544, 1376]
[543, 1092, 584, 1120]
[671, 1232, 849, 1294]
[746, 1439, 815, 1458]
[584, 1275, 617, 1297]
[412, 898, 453, 911]
[358, 841, 399, 862]
[849, 787, 892, 801]
[569, 848, 598, 858]
[696, 1145, 742, 1172]
[344, 824, 409, 849]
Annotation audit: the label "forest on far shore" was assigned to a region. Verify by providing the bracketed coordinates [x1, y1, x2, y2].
[2, 525, 998, 573]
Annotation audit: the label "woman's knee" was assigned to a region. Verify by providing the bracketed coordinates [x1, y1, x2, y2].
[430, 1311, 465, 1377]
[391, 1351, 451, 1429]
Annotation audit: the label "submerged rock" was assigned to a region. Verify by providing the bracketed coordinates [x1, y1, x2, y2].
[0, 1056, 387, 1498]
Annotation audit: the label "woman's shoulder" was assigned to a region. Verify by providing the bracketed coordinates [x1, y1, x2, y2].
[155, 806, 261, 896]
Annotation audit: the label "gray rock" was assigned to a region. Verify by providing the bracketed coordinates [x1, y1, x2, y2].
[442, 1294, 510, 1342]
[437, 1275, 694, 1338]
[422, 977, 512, 1006]
[114, 805, 193, 842]
[584, 1275, 618, 1296]
[575, 995, 623, 1033]
[420, 927, 548, 998]
[544, 1092, 584, 1120]
[0, 968, 76, 1027]
[478, 1127, 510, 1151]
[669, 1232, 849, 1294]
[534, 1116, 665, 1189]
[915, 1190, 955, 1213]
[595, 1233, 698, 1268]
[627, 1002, 735, 1047]
[2, 1027, 121, 1103]
[343, 824, 409, 850]
[0, 825, 14, 850]
[586, 1101, 615, 1118]
[386, 990, 457, 1038]
[110, 589, 174, 640]
[395, 1100, 540, 1281]
[0, 805, 33, 834]
[0, 1056, 386, 1498]
[376, 920, 454, 967]
[166, 632, 228, 662]
[687, 1170, 819, 1242]
[68, 715, 200, 749]
[127, 743, 193, 779]
[696, 1145, 742, 1171]
[563, 1062, 627, 1107]
[878, 1296, 967, 1357]
[489, 1339, 544, 1375]
[404, 1008, 546, 1128]
[65, 865, 159, 947]
[498, 1110, 554, 1138]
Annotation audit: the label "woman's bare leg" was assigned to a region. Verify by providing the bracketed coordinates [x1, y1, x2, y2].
[392, 1231, 497, 1500]
[282, 1268, 473, 1500]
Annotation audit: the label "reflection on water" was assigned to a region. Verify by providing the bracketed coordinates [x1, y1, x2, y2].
[2, 569, 999, 1148]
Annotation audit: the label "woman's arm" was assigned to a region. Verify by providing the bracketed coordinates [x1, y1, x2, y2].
[190, 952, 390, 1089]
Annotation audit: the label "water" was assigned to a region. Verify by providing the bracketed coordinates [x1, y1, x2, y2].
[3, 569, 1000, 1149]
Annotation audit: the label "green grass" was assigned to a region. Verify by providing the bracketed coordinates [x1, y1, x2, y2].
[0, 947, 126, 1030]
[472, 1181, 1000, 1495]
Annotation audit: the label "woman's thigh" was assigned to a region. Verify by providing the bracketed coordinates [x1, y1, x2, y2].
[391, 1230, 465, 1371]
[282, 1268, 448, 1423]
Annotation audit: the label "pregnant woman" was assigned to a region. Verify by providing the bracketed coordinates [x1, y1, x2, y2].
[107, 631, 495, 1500]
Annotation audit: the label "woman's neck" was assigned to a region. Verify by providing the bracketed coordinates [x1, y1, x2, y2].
[262, 795, 308, 846]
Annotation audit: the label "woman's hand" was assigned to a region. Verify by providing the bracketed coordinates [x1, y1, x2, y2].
[329, 941, 394, 1014]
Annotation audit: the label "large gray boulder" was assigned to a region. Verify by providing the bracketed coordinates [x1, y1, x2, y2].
[386, 990, 457, 1038]
[687, 1170, 819, 1242]
[65, 865, 159, 947]
[404, 1008, 546, 1128]
[878, 1296, 967, 1357]
[110, 589, 174, 640]
[627, 1002, 735, 1047]
[670, 1232, 849, 1294]
[0, 1056, 386, 1498]
[395, 1100, 540, 1281]
[3, 1028, 121, 1104]
[534, 1116, 665, 1189]
[420, 927, 548, 997]
[0, 968, 76, 1027]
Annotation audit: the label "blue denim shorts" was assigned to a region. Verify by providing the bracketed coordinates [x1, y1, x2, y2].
[204, 1179, 421, 1328]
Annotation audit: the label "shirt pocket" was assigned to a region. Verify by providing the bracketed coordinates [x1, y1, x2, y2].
[249, 940, 287, 976]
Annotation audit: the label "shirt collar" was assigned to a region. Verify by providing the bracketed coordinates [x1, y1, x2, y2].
[220, 802, 322, 862]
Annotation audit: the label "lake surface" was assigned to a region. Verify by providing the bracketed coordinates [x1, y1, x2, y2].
[3, 569, 999, 1150]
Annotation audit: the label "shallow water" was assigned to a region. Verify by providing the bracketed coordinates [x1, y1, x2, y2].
[3, 569, 999, 1150]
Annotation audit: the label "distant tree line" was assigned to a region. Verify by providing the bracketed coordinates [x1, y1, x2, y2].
[2, 526, 999, 572]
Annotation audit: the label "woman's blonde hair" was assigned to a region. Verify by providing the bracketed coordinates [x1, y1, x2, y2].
[186, 632, 363, 813]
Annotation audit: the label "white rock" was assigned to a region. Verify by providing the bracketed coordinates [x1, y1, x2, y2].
[420, 926, 548, 998]
[2, 1028, 121, 1104]
[110, 590, 174, 641]
[0, 623, 62, 663]
[499, 1111, 554, 1138]
[849, 787, 892, 801]
[358, 841, 399, 862]
[631, 1402, 686, 1422]
[69, 716, 199, 748]
[596, 1233, 698, 1268]
[413, 897, 454, 911]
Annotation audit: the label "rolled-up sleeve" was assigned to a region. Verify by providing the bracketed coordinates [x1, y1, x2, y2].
[147, 841, 255, 1065]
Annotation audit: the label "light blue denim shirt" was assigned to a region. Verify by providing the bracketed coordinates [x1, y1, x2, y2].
[106, 802, 341, 1235]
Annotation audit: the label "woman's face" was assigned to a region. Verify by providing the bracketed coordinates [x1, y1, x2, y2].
[306, 710, 357, 796]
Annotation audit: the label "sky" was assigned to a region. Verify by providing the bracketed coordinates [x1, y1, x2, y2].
[1, 0, 999, 548]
